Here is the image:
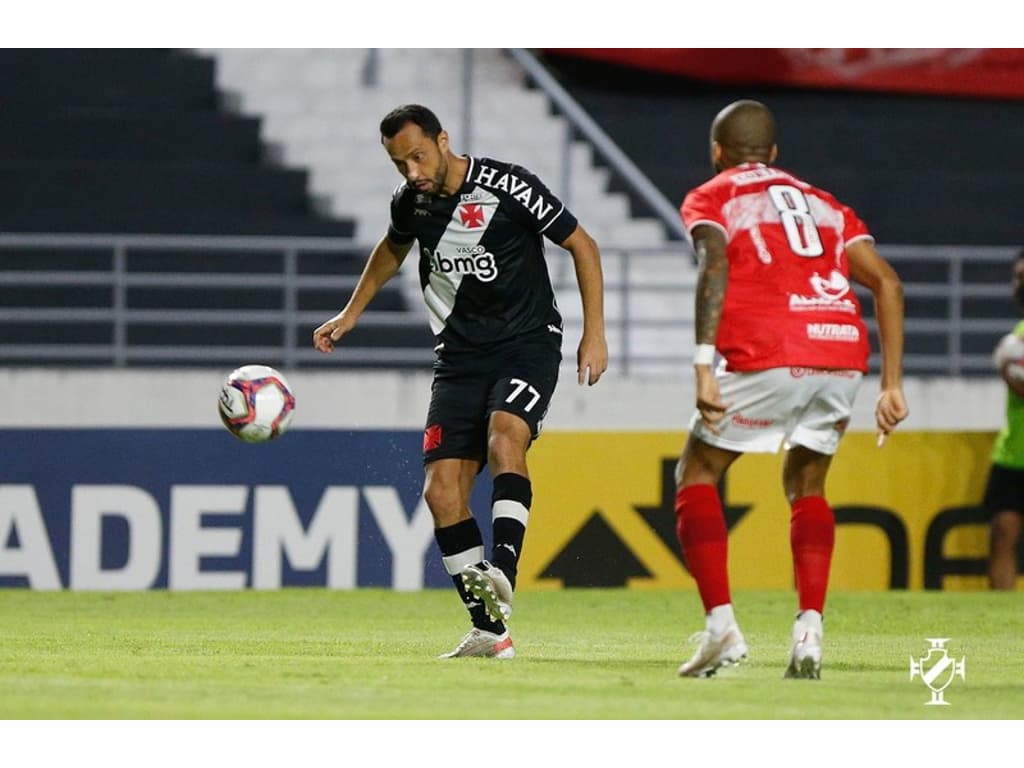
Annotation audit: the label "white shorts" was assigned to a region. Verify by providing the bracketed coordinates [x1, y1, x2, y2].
[689, 366, 864, 455]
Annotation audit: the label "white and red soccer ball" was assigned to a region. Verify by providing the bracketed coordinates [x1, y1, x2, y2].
[218, 364, 295, 443]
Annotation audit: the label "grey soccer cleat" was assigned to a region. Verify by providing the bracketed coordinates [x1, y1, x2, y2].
[438, 628, 515, 659]
[461, 561, 513, 623]
[784, 612, 823, 680]
[678, 623, 749, 677]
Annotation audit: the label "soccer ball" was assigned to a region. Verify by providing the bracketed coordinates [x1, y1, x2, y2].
[994, 332, 1024, 382]
[218, 365, 296, 443]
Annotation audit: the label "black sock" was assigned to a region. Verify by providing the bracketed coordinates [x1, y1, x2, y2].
[435, 518, 505, 634]
[490, 473, 531, 590]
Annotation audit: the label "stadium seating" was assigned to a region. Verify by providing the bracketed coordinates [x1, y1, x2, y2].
[0, 49, 353, 236]
[0, 49, 437, 368]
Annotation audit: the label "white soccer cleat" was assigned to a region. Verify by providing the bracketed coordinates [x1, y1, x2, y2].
[677, 623, 748, 677]
[438, 628, 515, 659]
[784, 611, 823, 680]
[461, 561, 513, 622]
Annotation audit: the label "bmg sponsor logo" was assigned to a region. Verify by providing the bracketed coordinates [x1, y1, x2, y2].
[425, 246, 498, 283]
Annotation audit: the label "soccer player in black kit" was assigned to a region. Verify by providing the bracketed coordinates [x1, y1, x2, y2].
[314, 104, 608, 658]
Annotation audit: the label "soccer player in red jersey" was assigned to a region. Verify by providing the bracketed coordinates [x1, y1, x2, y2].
[675, 100, 908, 679]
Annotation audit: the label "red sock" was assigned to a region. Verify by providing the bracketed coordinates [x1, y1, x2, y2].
[790, 496, 835, 613]
[675, 484, 730, 612]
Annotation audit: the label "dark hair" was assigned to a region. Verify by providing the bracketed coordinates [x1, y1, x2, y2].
[380, 104, 443, 141]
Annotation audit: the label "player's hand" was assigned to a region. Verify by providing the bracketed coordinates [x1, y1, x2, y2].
[695, 367, 729, 432]
[875, 388, 909, 447]
[312, 311, 355, 353]
[577, 332, 608, 386]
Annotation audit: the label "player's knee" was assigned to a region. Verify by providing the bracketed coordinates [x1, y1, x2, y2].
[487, 425, 529, 464]
[783, 464, 829, 501]
[786, 485, 828, 506]
[677, 462, 718, 489]
[677, 450, 725, 488]
[423, 478, 461, 519]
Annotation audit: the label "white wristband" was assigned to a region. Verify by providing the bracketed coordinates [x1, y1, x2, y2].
[693, 343, 716, 366]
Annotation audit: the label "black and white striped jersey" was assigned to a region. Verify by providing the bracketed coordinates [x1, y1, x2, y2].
[387, 155, 578, 353]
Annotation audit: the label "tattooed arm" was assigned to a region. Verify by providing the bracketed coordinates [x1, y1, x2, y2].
[691, 224, 730, 429]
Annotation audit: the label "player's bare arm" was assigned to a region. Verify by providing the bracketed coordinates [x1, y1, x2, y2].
[313, 235, 413, 353]
[561, 225, 608, 386]
[692, 225, 729, 427]
[847, 238, 909, 444]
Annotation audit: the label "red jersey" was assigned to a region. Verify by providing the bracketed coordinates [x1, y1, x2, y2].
[681, 163, 872, 372]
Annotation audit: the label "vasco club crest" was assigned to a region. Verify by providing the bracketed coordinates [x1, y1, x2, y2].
[909, 638, 966, 706]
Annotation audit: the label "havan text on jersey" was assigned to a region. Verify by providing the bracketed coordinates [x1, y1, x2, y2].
[471, 163, 556, 221]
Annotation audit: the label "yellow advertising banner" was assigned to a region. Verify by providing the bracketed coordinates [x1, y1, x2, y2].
[519, 431, 1002, 592]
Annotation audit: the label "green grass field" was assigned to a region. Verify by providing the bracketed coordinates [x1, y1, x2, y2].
[0, 588, 1021, 719]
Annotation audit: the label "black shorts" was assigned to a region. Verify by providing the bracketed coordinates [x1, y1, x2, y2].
[423, 329, 562, 466]
[983, 463, 1024, 517]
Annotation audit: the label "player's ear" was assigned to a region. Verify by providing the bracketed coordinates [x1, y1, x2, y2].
[769, 144, 778, 163]
[437, 130, 449, 153]
[711, 141, 724, 170]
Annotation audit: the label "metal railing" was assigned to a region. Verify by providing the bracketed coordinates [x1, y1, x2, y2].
[0, 234, 1017, 376]
[507, 48, 692, 246]
[0, 233, 432, 369]
[856, 245, 1020, 376]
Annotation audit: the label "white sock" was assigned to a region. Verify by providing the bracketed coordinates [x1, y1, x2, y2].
[797, 609, 823, 634]
[706, 603, 736, 634]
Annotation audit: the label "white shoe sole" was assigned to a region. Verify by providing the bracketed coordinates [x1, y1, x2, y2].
[678, 636, 748, 678]
[784, 655, 821, 679]
[688, 647, 748, 677]
[785, 628, 823, 679]
[438, 632, 515, 659]
[462, 566, 512, 623]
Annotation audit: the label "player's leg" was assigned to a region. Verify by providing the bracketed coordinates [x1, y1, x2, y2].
[675, 436, 748, 676]
[984, 463, 1024, 589]
[782, 445, 834, 615]
[989, 510, 1021, 589]
[427, 458, 513, 659]
[676, 436, 742, 618]
[458, 410, 531, 625]
[462, 331, 561, 625]
[781, 445, 832, 679]
[675, 367, 793, 677]
[486, 409, 531, 584]
[781, 370, 861, 679]
[423, 370, 513, 658]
